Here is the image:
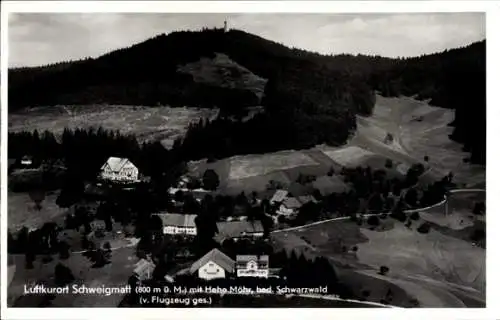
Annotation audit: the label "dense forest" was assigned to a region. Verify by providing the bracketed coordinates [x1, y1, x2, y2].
[8, 28, 486, 163]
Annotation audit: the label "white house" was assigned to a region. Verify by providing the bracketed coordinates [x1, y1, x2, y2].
[189, 248, 235, 281]
[154, 213, 197, 236]
[236, 255, 269, 278]
[100, 157, 139, 182]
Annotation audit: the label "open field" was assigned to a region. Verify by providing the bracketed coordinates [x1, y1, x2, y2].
[227, 151, 320, 180]
[9, 105, 219, 149]
[322, 146, 376, 167]
[186, 95, 484, 196]
[187, 149, 346, 196]
[8, 191, 68, 232]
[8, 246, 138, 307]
[367, 95, 485, 187]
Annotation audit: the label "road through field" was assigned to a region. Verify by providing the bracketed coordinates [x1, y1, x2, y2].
[271, 189, 486, 308]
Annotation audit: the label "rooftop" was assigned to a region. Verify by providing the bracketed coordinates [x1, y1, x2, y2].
[154, 213, 197, 228]
[101, 156, 136, 172]
[215, 220, 264, 242]
[189, 248, 235, 274]
[270, 190, 288, 203]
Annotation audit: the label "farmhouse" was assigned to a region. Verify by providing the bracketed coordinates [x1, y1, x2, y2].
[215, 219, 265, 243]
[154, 213, 197, 236]
[100, 157, 139, 182]
[189, 248, 235, 281]
[236, 255, 269, 278]
[277, 197, 302, 217]
[133, 258, 156, 282]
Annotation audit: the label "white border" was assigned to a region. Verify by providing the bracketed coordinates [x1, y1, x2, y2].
[1, 1, 499, 320]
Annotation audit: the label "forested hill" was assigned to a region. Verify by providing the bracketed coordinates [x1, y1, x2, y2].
[8, 28, 376, 115]
[8, 29, 486, 164]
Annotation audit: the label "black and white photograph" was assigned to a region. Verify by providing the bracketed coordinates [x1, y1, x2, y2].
[0, 1, 496, 318]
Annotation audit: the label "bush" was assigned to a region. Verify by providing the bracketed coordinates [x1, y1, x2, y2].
[417, 222, 431, 234]
[385, 159, 393, 169]
[470, 228, 485, 242]
[390, 211, 407, 222]
[202, 169, 220, 191]
[367, 216, 380, 226]
[352, 246, 358, 252]
[410, 211, 420, 220]
[473, 202, 485, 215]
[327, 167, 335, 176]
[379, 265, 389, 275]
[424, 155, 429, 162]
[405, 220, 412, 228]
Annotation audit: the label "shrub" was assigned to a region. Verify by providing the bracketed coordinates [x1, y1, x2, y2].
[390, 211, 407, 222]
[385, 159, 393, 169]
[379, 265, 389, 275]
[470, 228, 485, 242]
[473, 202, 485, 215]
[327, 167, 335, 176]
[367, 216, 380, 226]
[424, 155, 429, 162]
[352, 246, 358, 252]
[417, 222, 431, 234]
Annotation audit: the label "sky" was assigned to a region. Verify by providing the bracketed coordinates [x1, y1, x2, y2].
[8, 12, 486, 68]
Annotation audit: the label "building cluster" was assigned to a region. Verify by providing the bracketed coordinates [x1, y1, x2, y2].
[133, 249, 276, 283]
[270, 189, 319, 218]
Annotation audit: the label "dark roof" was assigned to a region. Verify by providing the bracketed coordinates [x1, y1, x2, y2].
[282, 197, 302, 209]
[189, 248, 235, 274]
[215, 220, 264, 241]
[297, 195, 319, 205]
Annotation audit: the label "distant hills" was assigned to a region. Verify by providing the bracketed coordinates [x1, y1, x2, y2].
[8, 28, 486, 164]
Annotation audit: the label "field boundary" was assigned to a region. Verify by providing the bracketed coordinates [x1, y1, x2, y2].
[295, 294, 402, 308]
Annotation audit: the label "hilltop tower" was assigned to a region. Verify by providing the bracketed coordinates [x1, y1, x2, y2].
[224, 20, 228, 33]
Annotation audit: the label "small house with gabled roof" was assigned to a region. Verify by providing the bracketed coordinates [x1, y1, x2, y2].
[190, 248, 235, 281]
[154, 213, 197, 236]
